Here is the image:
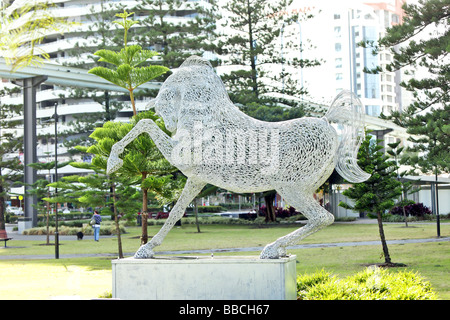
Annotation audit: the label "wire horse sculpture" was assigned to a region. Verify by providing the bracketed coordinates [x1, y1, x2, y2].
[107, 56, 370, 259]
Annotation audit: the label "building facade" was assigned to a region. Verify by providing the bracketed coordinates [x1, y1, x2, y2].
[1, 0, 214, 166]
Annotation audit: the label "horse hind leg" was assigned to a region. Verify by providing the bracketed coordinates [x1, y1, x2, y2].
[260, 188, 334, 259]
[134, 178, 206, 259]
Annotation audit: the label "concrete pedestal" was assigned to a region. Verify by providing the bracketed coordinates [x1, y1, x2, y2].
[112, 255, 297, 300]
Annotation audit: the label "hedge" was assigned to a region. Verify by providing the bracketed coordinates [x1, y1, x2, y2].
[297, 267, 437, 300]
[23, 221, 126, 236]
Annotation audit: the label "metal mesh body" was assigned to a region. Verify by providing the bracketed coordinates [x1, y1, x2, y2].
[107, 56, 369, 259]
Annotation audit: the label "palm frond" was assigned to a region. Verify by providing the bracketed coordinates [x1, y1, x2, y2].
[130, 49, 160, 67]
[94, 49, 122, 66]
[88, 66, 128, 89]
[131, 65, 169, 89]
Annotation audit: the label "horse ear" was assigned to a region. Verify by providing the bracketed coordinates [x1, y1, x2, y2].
[180, 55, 212, 69]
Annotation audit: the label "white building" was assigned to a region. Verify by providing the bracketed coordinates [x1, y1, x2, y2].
[278, 0, 407, 140]
[1, 0, 214, 166]
[0, 0, 214, 227]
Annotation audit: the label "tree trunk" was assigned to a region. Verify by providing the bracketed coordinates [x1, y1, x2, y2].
[435, 170, 440, 238]
[264, 193, 276, 222]
[112, 182, 123, 258]
[0, 184, 5, 235]
[247, 0, 258, 97]
[129, 89, 137, 116]
[402, 205, 408, 228]
[141, 173, 149, 245]
[46, 195, 50, 245]
[194, 198, 201, 233]
[376, 211, 391, 264]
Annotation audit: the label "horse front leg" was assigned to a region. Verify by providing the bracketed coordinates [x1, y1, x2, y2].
[107, 119, 175, 175]
[134, 177, 206, 259]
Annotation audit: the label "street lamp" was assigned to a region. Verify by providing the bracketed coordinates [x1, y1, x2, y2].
[53, 102, 59, 259]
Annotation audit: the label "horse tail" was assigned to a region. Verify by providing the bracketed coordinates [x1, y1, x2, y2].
[324, 90, 370, 183]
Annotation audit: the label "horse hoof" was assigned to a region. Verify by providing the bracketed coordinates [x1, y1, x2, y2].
[260, 243, 285, 259]
[134, 245, 154, 259]
[107, 156, 123, 175]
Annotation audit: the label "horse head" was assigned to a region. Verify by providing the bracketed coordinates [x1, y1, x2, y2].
[148, 56, 233, 133]
[148, 85, 181, 133]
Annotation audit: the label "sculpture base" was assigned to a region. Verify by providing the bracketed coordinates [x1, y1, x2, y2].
[112, 255, 297, 300]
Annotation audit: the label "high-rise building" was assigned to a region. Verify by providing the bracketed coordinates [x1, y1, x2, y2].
[283, 0, 406, 117]
[0, 0, 215, 226]
[1, 0, 215, 166]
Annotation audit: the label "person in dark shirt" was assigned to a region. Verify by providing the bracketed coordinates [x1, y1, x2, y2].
[92, 210, 102, 241]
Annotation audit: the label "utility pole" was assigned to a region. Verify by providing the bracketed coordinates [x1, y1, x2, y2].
[53, 102, 59, 259]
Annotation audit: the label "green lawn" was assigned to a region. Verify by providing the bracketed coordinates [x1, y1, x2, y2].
[3, 221, 448, 256]
[0, 221, 448, 299]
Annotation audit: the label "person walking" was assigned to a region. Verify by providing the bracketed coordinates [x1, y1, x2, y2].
[92, 210, 102, 241]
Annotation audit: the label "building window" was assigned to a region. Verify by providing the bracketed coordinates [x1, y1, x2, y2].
[336, 73, 343, 80]
[365, 105, 381, 116]
[392, 14, 399, 24]
[334, 14, 340, 19]
[335, 43, 341, 52]
[335, 58, 342, 68]
[334, 26, 341, 38]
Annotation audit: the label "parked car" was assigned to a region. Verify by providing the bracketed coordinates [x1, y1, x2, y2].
[6, 206, 24, 215]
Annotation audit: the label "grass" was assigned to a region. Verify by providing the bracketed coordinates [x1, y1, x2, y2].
[0, 260, 112, 300]
[3, 221, 448, 256]
[0, 220, 448, 299]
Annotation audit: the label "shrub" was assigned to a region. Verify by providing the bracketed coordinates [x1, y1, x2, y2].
[155, 212, 169, 219]
[217, 203, 253, 210]
[37, 212, 94, 222]
[297, 267, 437, 300]
[259, 205, 302, 218]
[185, 205, 225, 213]
[98, 291, 112, 298]
[37, 220, 85, 228]
[297, 269, 333, 293]
[154, 211, 189, 219]
[390, 202, 432, 218]
[23, 221, 126, 236]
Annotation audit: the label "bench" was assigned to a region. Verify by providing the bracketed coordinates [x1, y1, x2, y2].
[0, 230, 11, 247]
[0, 237, 12, 247]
